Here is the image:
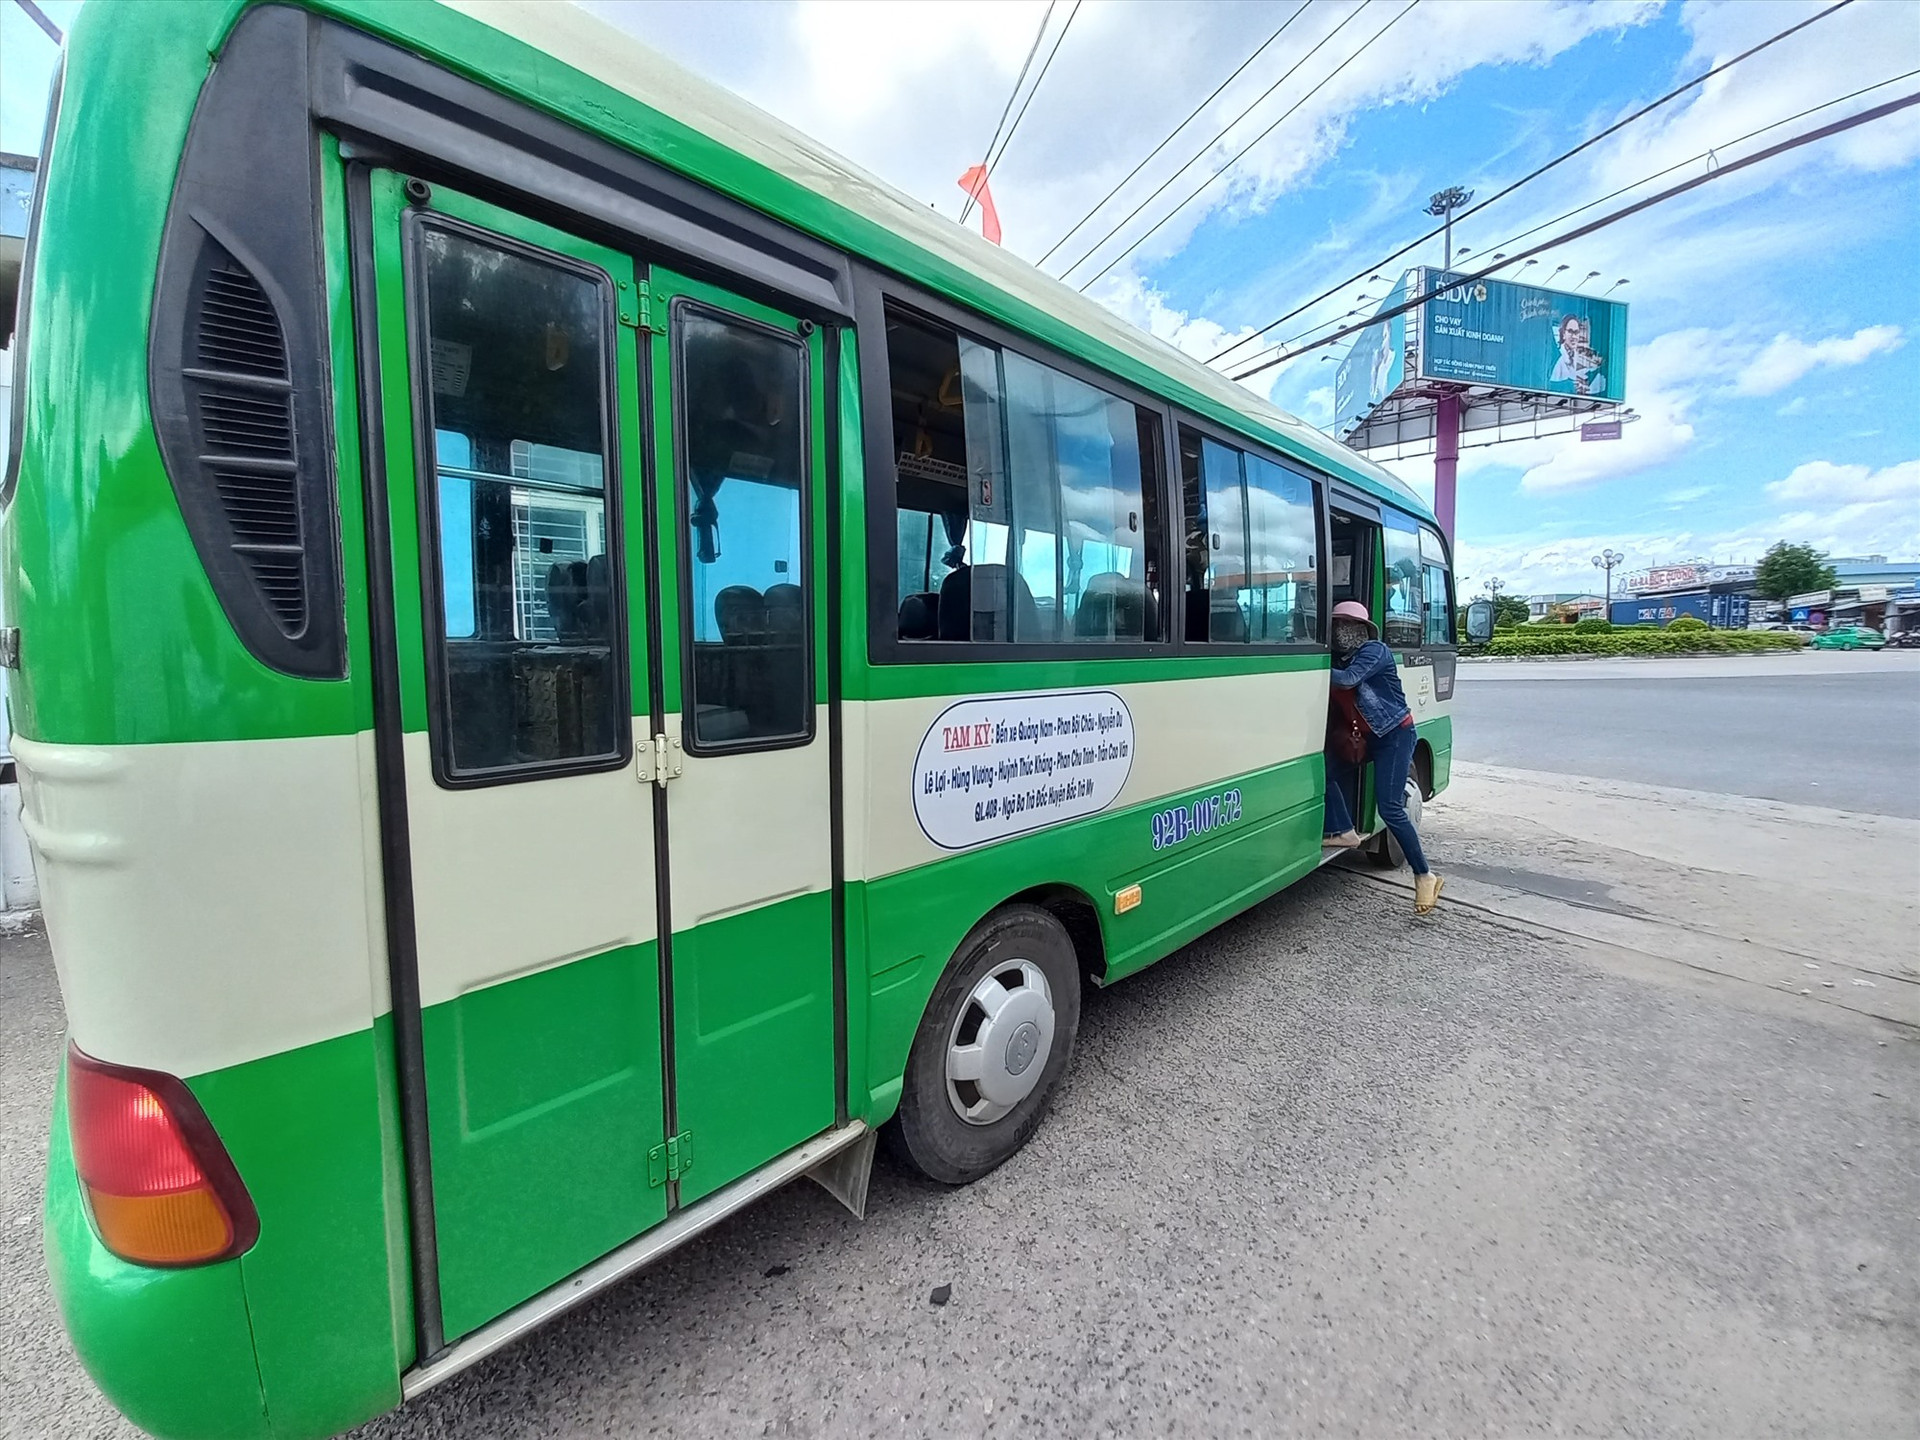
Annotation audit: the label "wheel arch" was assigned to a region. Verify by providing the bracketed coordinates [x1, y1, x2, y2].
[1412, 738, 1436, 800]
[1005, 883, 1109, 985]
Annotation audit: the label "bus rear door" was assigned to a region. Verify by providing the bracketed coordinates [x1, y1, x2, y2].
[368, 176, 837, 1344]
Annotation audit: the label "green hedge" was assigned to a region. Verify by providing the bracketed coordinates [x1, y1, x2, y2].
[1573, 617, 1612, 634]
[1485, 629, 1806, 657]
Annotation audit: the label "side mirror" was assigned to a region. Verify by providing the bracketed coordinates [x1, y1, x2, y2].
[1465, 600, 1495, 644]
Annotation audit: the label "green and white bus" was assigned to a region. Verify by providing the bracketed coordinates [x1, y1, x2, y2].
[5, 3, 1456, 1435]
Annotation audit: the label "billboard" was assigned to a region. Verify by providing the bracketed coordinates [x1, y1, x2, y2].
[1333, 271, 1409, 435]
[1419, 269, 1628, 402]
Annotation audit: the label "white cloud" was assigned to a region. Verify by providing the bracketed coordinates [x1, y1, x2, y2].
[1777, 396, 1808, 417]
[1732, 325, 1905, 396]
[1765, 458, 1920, 506]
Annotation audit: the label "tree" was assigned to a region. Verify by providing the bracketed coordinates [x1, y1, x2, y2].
[1492, 595, 1531, 628]
[1754, 542, 1836, 609]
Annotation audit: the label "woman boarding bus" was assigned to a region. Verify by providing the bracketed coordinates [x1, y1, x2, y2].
[5, 2, 1455, 1434]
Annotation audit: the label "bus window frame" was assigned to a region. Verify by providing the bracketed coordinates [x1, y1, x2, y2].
[1165, 406, 1329, 657]
[667, 293, 819, 756]
[400, 206, 635, 790]
[854, 268, 1182, 667]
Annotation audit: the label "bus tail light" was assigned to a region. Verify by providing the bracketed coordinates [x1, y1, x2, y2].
[66, 1044, 259, 1267]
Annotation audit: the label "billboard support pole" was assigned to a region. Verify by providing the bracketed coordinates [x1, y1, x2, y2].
[1434, 390, 1460, 546]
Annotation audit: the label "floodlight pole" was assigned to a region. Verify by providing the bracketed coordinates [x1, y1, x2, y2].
[1434, 390, 1460, 547]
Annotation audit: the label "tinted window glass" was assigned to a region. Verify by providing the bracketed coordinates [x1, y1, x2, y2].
[1381, 513, 1424, 647]
[678, 309, 810, 748]
[1420, 525, 1452, 646]
[416, 225, 621, 778]
[884, 305, 1161, 646]
[1180, 429, 1252, 642]
[1243, 455, 1318, 642]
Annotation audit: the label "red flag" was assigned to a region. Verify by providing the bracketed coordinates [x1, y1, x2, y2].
[957, 165, 1002, 246]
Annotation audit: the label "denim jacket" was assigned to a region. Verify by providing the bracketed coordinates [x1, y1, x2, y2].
[1331, 639, 1411, 737]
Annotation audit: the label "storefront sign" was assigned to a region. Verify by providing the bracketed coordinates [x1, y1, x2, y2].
[912, 690, 1134, 850]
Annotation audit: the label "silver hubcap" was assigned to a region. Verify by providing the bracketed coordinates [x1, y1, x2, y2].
[945, 959, 1056, 1125]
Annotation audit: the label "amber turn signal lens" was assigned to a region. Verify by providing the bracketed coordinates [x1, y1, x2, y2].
[66, 1044, 259, 1267]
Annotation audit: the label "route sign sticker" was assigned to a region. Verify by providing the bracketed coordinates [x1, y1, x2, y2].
[911, 690, 1135, 851]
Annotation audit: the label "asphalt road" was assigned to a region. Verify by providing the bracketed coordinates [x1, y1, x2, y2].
[6, 856, 1916, 1437]
[1451, 650, 1920, 817]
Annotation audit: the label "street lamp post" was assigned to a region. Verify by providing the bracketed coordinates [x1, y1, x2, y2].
[1424, 185, 1474, 271]
[1592, 548, 1624, 618]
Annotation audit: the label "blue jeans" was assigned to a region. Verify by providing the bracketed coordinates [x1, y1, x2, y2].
[1323, 723, 1429, 875]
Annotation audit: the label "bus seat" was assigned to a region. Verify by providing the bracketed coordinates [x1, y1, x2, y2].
[1074, 572, 1145, 640]
[971, 563, 1040, 642]
[764, 583, 803, 637]
[898, 592, 938, 639]
[714, 585, 764, 644]
[1209, 600, 1248, 643]
[936, 565, 972, 640]
[545, 561, 587, 640]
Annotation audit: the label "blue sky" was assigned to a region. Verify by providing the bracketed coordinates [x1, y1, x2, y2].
[6, 0, 1916, 596]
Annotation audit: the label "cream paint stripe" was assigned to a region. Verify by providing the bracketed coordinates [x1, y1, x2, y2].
[843, 669, 1329, 884]
[663, 706, 832, 927]
[405, 728, 658, 1011]
[13, 730, 390, 1080]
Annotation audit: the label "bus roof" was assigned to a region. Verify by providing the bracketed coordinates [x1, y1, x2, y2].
[434, 0, 1431, 520]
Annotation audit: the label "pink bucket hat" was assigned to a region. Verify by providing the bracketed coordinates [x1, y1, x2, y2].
[1331, 599, 1377, 636]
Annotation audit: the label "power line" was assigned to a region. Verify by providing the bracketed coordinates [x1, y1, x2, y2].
[1053, 0, 1382, 282]
[974, 0, 1084, 210]
[1205, 0, 1860, 365]
[1035, 0, 1315, 268]
[1076, 0, 1421, 292]
[11, 0, 61, 43]
[961, 1, 1056, 224]
[1223, 67, 1920, 375]
[1226, 87, 1920, 382]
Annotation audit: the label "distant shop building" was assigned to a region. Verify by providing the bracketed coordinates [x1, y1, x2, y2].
[1613, 563, 1755, 629]
[1527, 592, 1605, 621]
[1773, 558, 1920, 630]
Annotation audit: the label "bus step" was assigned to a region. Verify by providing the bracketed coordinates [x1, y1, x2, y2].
[805, 1126, 877, 1219]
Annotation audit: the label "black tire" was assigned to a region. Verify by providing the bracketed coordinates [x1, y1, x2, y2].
[887, 904, 1081, 1186]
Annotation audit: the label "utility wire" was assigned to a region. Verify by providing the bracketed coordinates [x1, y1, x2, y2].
[974, 0, 1083, 212]
[1076, 0, 1421, 292]
[961, 1, 1056, 224]
[1053, 0, 1381, 282]
[1226, 88, 1920, 382]
[11, 0, 62, 44]
[1224, 67, 1920, 374]
[1205, 0, 1859, 365]
[1035, 0, 1315, 268]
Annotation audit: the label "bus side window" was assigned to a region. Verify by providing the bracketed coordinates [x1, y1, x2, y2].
[677, 308, 811, 749]
[883, 302, 1162, 647]
[1380, 512, 1424, 648]
[1419, 525, 1452, 647]
[414, 224, 624, 780]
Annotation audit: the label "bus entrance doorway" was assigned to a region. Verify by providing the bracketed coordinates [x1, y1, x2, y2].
[1327, 508, 1382, 838]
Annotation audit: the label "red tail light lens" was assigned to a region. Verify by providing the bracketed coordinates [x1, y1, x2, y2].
[66, 1044, 259, 1267]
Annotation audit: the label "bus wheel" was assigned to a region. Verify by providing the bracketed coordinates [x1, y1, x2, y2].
[888, 905, 1081, 1185]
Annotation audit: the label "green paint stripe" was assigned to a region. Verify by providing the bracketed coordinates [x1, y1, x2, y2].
[852, 649, 1328, 701]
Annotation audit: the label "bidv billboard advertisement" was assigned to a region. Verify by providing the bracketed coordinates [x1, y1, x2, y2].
[1333, 272, 1409, 434]
[1419, 268, 1628, 402]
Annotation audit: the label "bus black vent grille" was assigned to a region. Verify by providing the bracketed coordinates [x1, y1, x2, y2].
[199, 390, 294, 457]
[238, 549, 308, 633]
[211, 467, 302, 548]
[195, 262, 288, 377]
